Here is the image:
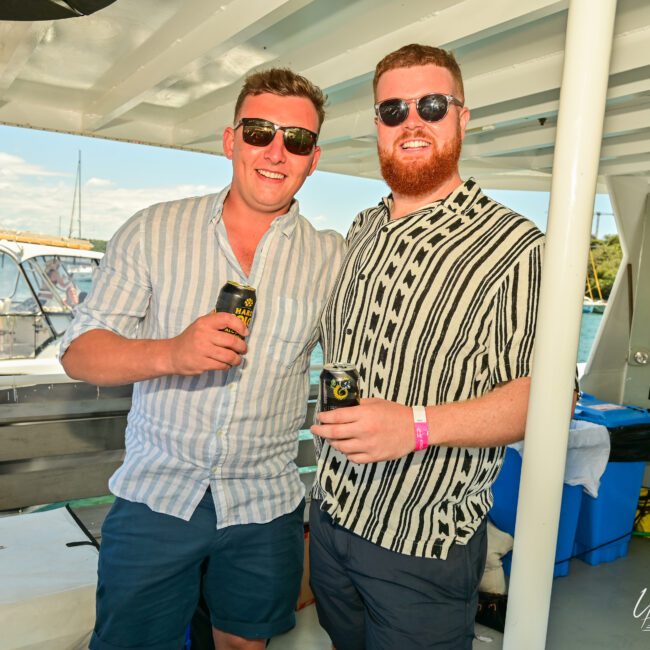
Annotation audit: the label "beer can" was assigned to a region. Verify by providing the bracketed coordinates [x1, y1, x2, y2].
[320, 363, 361, 411]
[215, 281, 256, 338]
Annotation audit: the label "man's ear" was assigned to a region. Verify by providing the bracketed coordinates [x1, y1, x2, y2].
[307, 145, 321, 176]
[459, 107, 471, 141]
[223, 126, 235, 160]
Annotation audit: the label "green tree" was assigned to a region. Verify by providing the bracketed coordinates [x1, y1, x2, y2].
[88, 238, 107, 253]
[587, 234, 622, 300]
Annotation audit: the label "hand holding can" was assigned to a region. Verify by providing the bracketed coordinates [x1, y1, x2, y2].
[215, 281, 256, 338]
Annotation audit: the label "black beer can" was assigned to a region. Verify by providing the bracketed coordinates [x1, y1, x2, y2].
[320, 363, 361, 411]
[215, 281, 256, 338]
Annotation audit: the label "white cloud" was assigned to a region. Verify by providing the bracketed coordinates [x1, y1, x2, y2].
[0, 152, 69, 179]
[85, 177, 113, 187]
[0, 155, 220, 240]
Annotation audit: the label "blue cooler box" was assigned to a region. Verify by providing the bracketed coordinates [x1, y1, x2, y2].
[575, 393, 650, 430]
[572, 393, 650, 566]
[489, 447, 582, 578]
[573, 461, 645, 565]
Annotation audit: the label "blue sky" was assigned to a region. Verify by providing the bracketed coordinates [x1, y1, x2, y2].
[0, 124, 616, 241]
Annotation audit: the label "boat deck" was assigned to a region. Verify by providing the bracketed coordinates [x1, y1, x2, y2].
[12, 494, 647, 649]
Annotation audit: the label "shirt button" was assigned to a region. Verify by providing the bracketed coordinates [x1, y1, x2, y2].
[228, 383, 236, 392]
[346, 328, 353, 335]
[216, 428, 224, 437]
[359, 274, 365, 280]
[211, 467, 219, 475]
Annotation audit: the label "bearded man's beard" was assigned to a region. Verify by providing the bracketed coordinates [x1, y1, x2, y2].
[379, 129, 462, 197]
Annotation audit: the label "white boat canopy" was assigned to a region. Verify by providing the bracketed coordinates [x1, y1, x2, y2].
[0, 0, 649, 191]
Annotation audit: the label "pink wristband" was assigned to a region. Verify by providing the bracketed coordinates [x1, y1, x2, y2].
[412, 406, 429, 451]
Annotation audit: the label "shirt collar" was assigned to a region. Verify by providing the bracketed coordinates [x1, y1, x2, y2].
[209, 184, 300, 238]
[380, 177, 481, 217]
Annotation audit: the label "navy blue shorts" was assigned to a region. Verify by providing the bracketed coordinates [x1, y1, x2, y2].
[90, 491, 304, 650]
[309, 500, 487, 650]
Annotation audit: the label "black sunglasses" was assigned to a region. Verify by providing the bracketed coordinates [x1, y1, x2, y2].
[234, 118, 318, 156]
[374, 93, 464, 127]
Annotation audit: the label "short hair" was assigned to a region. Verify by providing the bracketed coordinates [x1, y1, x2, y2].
[234, 68, 326, 131]
[373, 44, 465, 101]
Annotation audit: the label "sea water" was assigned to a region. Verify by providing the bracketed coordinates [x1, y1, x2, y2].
[578, 312, 604, 363]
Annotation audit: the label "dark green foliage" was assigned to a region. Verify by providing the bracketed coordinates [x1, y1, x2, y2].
[587, 235, 622, 300]
[88, 238, 107, 253]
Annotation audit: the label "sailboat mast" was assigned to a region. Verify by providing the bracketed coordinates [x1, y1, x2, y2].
[68, 150, 81, 238]
[78, 151, 82, 239]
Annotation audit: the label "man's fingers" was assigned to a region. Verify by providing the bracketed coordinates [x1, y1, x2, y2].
[210, 311, 249, 337]
[175, 359, 232, 375]
[347, 453, 372, 465]
[212, 330, 247, 354]
[310, 424, 355, 440]
[316, 405, 361, 425]
[204, 347, 242, 368]
[327, 440, 374, 464]
[330, 438, 365, 455]
[203, 360, 232, 372]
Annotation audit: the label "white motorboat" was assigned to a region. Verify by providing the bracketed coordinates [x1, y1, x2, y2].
[0, 232, 102, 387]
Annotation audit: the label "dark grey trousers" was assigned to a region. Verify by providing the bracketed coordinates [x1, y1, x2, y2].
[309, 500, 487, 650]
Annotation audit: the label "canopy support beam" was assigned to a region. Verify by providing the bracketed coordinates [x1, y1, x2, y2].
[503, 1, 618, 648]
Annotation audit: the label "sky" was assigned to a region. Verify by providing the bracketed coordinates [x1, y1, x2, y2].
[0, 124, 617, 241]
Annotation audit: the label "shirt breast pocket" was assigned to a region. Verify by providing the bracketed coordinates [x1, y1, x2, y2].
[267, 295, 319, 371]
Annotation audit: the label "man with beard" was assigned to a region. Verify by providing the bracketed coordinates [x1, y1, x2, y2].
[309, 44, 545, 649]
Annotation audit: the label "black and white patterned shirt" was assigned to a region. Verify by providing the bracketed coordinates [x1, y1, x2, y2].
[314, 178, 544, 559]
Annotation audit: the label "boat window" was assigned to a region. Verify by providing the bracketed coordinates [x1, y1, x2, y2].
[58, 256, 97, 303]
[25, 257, 72, 314]
[0, 252, 39, 315]
[0, 252, 19, 300]
[31, 255, 94, 309]
[0, 252, 53, 360]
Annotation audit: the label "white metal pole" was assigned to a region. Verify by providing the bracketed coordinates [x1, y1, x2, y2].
[503, 1, 618, 648]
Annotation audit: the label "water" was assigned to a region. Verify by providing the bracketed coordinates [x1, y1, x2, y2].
[309, 346, 323, 385]
[309, 312, 603, 378]
[578, 312, 604, 363]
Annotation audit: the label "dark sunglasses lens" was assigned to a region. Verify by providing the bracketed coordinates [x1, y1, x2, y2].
[284, 128, 316, 155]
[242, 123, 275, 147]
[417, 94, 449, 122]
[378, 99, 409, 126]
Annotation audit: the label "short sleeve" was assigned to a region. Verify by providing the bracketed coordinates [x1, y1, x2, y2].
[59, 210, 151, 358]
[488, 240, 543, 387]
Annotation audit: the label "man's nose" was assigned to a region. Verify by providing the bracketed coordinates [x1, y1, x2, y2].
[403, 100, 423, 129]
[264, 130, 286, 163]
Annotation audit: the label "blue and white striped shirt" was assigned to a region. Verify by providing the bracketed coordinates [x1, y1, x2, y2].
[61, 187, 344, 527]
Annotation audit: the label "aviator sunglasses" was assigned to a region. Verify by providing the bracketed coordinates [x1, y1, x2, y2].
[374, 93, 464, 127]
[234, 117, 318, 156]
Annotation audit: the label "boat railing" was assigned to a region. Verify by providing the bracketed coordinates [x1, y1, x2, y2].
[0, 379, 319, 529]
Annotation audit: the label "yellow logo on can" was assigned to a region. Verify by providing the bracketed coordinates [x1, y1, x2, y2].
[331, 379, 349, 400]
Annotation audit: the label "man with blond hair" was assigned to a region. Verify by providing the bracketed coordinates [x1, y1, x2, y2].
[62, 68, 344, 650]
[310, 44, 546, 649]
